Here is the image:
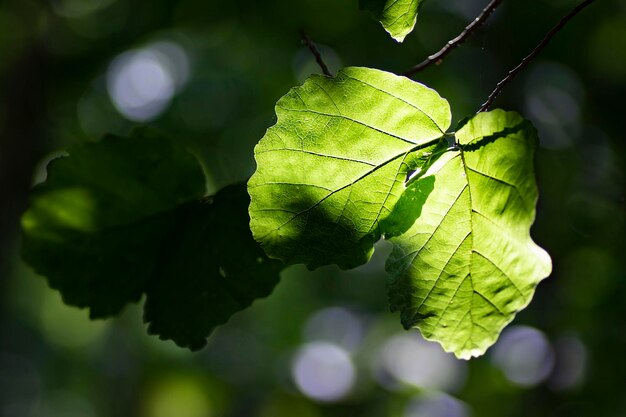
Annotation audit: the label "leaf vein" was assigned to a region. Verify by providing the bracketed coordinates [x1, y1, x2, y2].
[472, 250, 524, 296]
[256, 146, 376, 166]
[412, 231, 471, 313]
[341, 73, 444, 134]
[277, 105, 419, 145]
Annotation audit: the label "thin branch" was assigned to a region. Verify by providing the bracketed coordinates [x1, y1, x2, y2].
[479, 0, 596, 112]
[300, 30, 332, 77]
[403, 0, 504, 77]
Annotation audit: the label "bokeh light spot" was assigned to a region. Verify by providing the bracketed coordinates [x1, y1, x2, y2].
[292, 341, 355, 403]
[107, 42, 189, 122]
[492, 325, 554, 387]
[304, 307, 364, 351]
[376, 333, 466, 392]
[404, 393, 470, 417]
[549, 336, 587, 391]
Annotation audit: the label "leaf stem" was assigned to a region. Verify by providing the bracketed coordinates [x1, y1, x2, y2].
[479, 0, 596, 112]
[403, 0, 503, 77]
[300, 30, 332, 77]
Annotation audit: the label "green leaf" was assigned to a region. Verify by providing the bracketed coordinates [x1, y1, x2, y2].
[22, 130, 282, 349]
[248, 67, 451, 269]
[144, 184, 283, 350]
[21, 128, 207, 317]
[249, 68, 551, 358]
[386, 110, 551, 359]
[360, 0, 425, 42]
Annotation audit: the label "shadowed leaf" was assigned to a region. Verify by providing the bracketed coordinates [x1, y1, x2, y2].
[22, 130, 283, 349]
[21, 129, 206, 317]
[144, 184, 283, 350]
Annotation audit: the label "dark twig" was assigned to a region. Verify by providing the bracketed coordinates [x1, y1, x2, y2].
[479, 0, 596, 112]
[403, 0, 503, 77]
[300, 30, 332, 77]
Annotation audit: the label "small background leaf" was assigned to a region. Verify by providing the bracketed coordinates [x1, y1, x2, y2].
[359, 0, 425, 42]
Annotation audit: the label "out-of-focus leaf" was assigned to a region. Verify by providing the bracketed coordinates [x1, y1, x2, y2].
[144, 184, 283, 350]
[359, 0, 425, 42]
[22, 130, 283, 349]
[248, 67, 451, 270]
[21, 128, 206, 317]
[386, 110, 552, 358]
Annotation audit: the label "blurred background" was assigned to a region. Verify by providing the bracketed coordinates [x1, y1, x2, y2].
[0, 0, 625, 416]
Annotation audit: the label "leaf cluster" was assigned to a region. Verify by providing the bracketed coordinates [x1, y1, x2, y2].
[20, 4, 556, 359]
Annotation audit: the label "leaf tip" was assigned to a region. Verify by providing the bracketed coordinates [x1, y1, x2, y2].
[390, 33, 408, 43]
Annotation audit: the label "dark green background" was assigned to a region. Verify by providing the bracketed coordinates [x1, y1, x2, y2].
[0, 0, 624, 416]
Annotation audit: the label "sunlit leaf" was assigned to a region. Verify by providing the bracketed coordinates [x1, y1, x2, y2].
[249, 68, 551, 357]
[248, 67, 451, 269]
[360, 0, 425, 42]
[386, 110, 551, 358]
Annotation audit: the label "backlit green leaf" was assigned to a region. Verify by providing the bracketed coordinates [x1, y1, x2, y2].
[248, 67, 451, 269]
[386, 110, 551, 359]
[249, 69, 551, 357]
[360, 0, 425, 42]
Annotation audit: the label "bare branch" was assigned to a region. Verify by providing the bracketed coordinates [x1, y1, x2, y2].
[403, 0, 503, 77]
[479, 0, 596, 112]
[300, 30, 332, 77]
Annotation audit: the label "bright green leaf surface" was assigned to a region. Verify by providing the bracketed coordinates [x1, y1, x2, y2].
[249, 67, 451, 269]
[249, 68, 551, 357]
[22, 131, 282, 349]
[360, 0, 425, 42]
[386, 110, 552, 358]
